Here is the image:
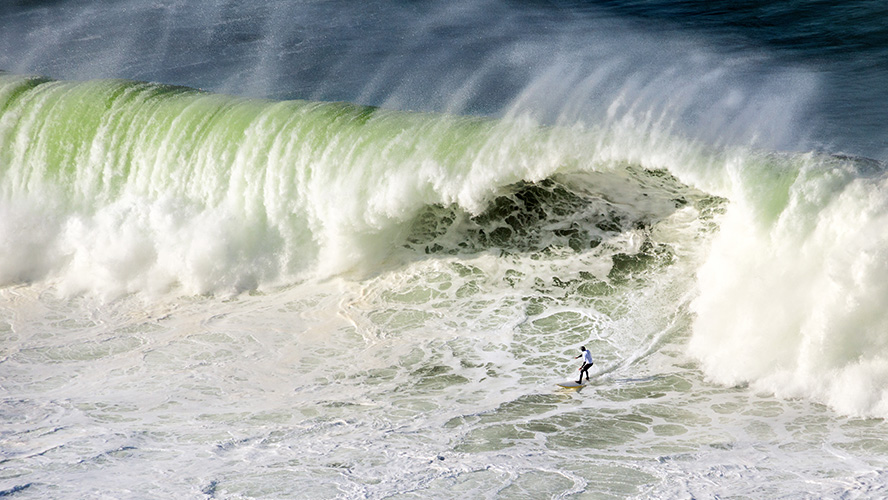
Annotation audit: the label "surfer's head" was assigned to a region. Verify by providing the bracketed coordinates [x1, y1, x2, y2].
[580, 346, 586, 351]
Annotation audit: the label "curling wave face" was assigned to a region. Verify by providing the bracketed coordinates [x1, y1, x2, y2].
[0, 73, 714, 294]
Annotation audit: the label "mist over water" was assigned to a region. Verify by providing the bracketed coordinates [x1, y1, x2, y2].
[1, 0, 838, 151]
[3, 1, 888, 498]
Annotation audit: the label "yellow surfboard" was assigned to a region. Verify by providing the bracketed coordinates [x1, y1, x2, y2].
[556, 381, 585, 390]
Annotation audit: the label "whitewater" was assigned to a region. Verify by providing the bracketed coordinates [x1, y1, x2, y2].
[2, 1, 888, 498]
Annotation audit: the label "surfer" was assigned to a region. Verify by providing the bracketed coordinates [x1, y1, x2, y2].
[574, 346, 593, 384]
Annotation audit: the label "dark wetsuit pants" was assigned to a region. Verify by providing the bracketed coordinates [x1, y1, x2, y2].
[578, 362, 593, 383]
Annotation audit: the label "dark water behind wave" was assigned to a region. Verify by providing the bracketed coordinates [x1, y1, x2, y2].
[585, 0, 888, 158]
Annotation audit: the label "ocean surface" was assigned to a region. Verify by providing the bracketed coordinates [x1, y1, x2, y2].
[2, 1, 888, 498]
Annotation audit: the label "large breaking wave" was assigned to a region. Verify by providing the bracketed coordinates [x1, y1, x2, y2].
[3, 72, 888, 417]
[0, 73, 714, 294]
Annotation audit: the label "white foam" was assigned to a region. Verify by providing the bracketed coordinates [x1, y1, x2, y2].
[690, 155, 888, 417]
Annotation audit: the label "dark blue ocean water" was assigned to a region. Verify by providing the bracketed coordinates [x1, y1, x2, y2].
[1, 0, 886, 160]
